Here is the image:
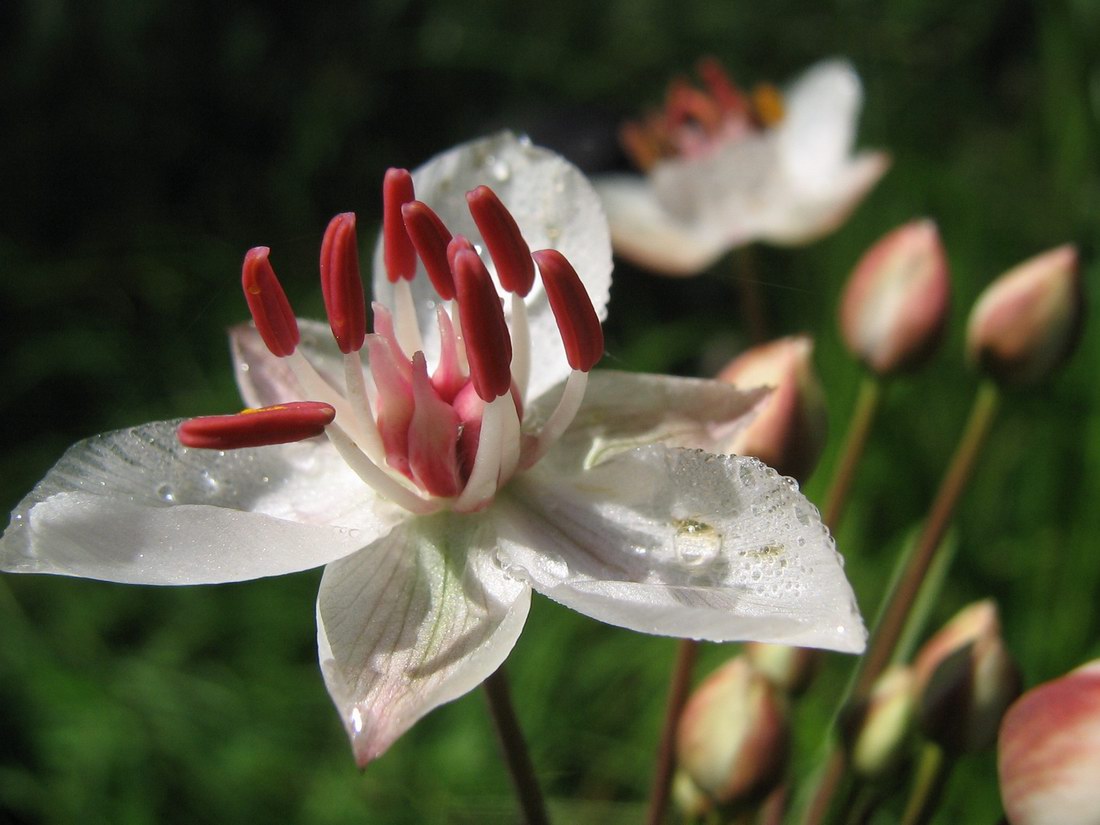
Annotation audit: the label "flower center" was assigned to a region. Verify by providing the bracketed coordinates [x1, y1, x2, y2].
[179, 170, 603, 515]
[620, 57, 785, 171]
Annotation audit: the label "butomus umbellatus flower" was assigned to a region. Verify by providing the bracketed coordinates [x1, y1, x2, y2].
[595, 59, 890, 275]
[1, 133, 865, 765]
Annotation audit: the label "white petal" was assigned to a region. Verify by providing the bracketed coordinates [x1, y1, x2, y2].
[373, 132, 613, 401]
[528, 370, 767, 468]
[778, 59, 865, 194]
[594, 174, 730, 275]
[231, 320, 347, 409]
[1, 421, 403, 584]
[317, 513, 531, 765]
[496, 446, 865, 652]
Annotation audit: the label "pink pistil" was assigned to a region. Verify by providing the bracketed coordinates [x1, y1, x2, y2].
[365, 335, 415, 478]
[179, 402, 335, 450]
[431, 306, 466, 403]
[383, 168, 418, 283]
[407, 353, 462, 497]
[319, 212, 367, 354]
[453, 248, 513, 401]
[242, 247, 299, 357]
[533, 249, 604, 372]
[402, 200, 455, 300]
[466, 186, 536, 297]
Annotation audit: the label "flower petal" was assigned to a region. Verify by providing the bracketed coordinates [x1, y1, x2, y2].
[231, 320, 347, 408]
[316, 512, 531, 765]
[373, 132, 613, 402]
[1, 421, 402, 584]
[593, 174, 731, 275]
[496, 445, 865, 652]
[528, 370, 767, 467]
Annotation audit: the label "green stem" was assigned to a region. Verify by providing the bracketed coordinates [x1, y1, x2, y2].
[822, 377, 882, 531]
[802, 381, 1001, 825]
[483, 666, 551, 825]
[732, 247, 769, 344]
[646, 639, 700, 825]
[900, 743, 950, 825]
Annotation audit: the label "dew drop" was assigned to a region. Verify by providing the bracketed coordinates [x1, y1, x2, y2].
[672, 518, 723, 568]
[487, 156, 511, 182]
[155, 483, 176, 503]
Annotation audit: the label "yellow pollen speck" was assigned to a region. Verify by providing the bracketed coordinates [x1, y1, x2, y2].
[240, 405, 286, 415]
[246, 285, 262, 295]
[751, 83, 785, 127]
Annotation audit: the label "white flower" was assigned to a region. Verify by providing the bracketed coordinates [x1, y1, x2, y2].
[595, 60, 890, 275]
[0, 133, 865, 766]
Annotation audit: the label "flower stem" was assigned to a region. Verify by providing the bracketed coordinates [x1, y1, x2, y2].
[822, 376, 882, 531]
[645, 638, 700, 825]
[483, 666, 551, 825]
[732, 247, 769, 344]
[899, 743, 950, 825]
[802, 380, 1001, 825]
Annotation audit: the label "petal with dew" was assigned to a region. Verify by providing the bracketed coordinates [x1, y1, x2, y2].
[372, 132, 613, 402]
[1, 422, 401, 584]
[317, 512, 531, 765]
[496, 445, 864, 652]
[231, 320, 349, 409]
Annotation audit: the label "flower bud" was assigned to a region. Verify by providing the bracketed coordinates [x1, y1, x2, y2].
[677, 656, 789, 808]
[840, 665, 917, 779]
[998, 659, 1100, 825]
[839, 220, 950, 375]
[913, 600, 1021, 754]
[672, 769, 714, 820]
[966, 244, 1082, 387]
[744, 642, 818, 696]
[717, 336, 828, 484]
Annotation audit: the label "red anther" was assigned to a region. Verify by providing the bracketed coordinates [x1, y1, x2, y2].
[242, 247, 300, 357]
[696, 56, 749, 115]
[533, 249, 604, 372]
[453, 248, 513, 401]
[319, 212, 366, 354]
[178, 401, 336, 450]
[447, 235, 476, 274]
[665, 78, 722, 132]
[402, 200, 455, 300]
[466, 186, 536, 297]
[383, 168, 418, 283]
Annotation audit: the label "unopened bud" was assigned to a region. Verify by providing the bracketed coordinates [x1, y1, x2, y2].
[671, 770, 713, 820]
[839, 220, 950, 375]
[717, 336, 827, 484]
[744, 642, 818, 696]
[966, 245, 1082, 387]
[998, 659, 1100, 825]
[841, 665, 916, 779]
[677, 656, 789, 808]
[913, 600, 1021, 753]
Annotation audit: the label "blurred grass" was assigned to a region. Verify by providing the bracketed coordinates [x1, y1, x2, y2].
[2, 0, 1099, 822]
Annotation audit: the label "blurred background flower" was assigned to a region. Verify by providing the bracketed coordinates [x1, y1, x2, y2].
[2, 2, 1099, 823]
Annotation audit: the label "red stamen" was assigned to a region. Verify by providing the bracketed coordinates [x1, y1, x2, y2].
[665, 78, 722, 133]
[383, 168, 418, 283]
[453, 248, 513, 401]
[696, 56, 749, 115]
[466, 186, 535, 297]
[242, 247, 299, 357]
[178, 401, 335, 450]
[533, 249, 603, 372]
[402, 200, 455, 300]
[319, 212, 366, 354]
[447, 235, 476, 274]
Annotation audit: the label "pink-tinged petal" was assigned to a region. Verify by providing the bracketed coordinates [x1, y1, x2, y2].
[495, 444, 865, 652]
[999, 660, 1100, 825]
[528, 369, 767, 469]
[372, 132, 612, 403]
[316, 513, 531, 766]
[231, 321, 346, 409]
[1, 422, 401, 584]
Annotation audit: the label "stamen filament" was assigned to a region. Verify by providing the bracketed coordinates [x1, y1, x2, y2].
[325, 423, 440, 515]
[510, 293, 531, 400]
[497, 394, 521, 486]
[526, 370, 588, 467]
[454, 395, 508, 511]
[342, 352, 384, 464]
[392, 280, 424, 359]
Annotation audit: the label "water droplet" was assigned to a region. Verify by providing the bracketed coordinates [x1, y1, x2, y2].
[155, 483, 176, 503]
[487, 156, 511, 182]
[672, 518, 723, 567]
[240, 363, 250, 373]
[545, 224, 561, 241]
[199, 470, 219, 493]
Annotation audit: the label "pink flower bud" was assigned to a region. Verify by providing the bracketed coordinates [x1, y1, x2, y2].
[744, 642, 818, 696]
[677, 656, 789, 808]
[839, 220, 950, 375]
[966, 245, 1082, 387]
[999, 659, 1100, 825]
[841, 665, 917, 779]
[717, 336, 827, 484]
[913, 600, 1021, 753]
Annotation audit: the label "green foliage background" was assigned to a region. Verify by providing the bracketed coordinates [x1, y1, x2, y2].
[1, 0, 1098, 822]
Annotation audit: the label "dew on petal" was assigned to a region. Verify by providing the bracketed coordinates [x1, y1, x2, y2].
[672, 518, 723, 568]
[155, 483, 176, 503]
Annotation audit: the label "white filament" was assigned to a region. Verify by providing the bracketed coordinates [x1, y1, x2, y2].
[392, 280, 424, 358]
[509, 293, 530, 401]
[453, 394, 508, 511]
[325, 423, 440, 515]
[527, 370, 588, 467]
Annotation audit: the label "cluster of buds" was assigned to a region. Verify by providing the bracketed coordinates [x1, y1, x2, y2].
[717, 336, 828, 484]
[620, 57, 784, 171]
